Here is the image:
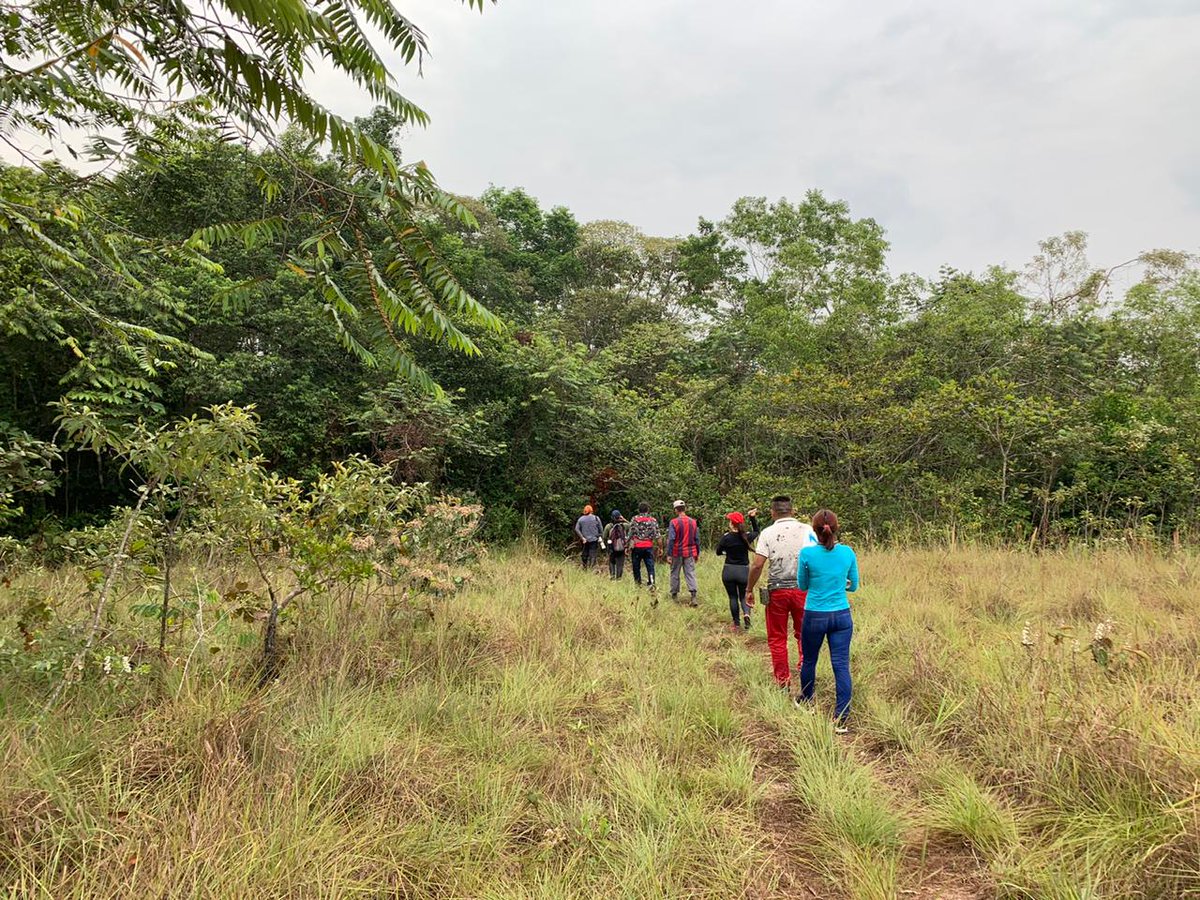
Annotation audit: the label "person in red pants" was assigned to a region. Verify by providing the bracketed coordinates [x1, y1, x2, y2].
[745, 495, 818, 689]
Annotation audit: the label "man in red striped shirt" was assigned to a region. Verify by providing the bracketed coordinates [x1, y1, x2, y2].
[667, 499, 700, 606]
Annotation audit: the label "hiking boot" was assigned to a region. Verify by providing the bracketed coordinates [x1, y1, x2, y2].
[742, 614, 751, 630]
[688, 596, 699, 608]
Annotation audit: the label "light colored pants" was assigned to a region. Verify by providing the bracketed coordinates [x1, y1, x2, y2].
[669, 556, 697, 595]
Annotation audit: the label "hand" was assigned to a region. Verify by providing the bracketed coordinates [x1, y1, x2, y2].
[747, 507, 758, 517]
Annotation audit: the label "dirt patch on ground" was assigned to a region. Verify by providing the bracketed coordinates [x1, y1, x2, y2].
[710, 661, 844, 897]
[847, 734, 996, 900]
[745, 737, 842, 898]
[705, 621, 994, 900]
[900, 840, 996, 900]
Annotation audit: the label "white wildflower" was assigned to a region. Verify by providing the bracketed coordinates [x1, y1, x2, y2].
[102, 655, 112, 674]
[1093, 619, 1114, 642]
[1020, 621, 1034, 648]
[121, 656, 132, 673]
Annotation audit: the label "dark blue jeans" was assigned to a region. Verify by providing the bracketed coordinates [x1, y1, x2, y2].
[632, 547, 655, 586]
[798, 609, 853, 720]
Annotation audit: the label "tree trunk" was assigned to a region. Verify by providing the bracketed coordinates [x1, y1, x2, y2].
[260, 596, 280, 687]
[158, 534, 172, 655]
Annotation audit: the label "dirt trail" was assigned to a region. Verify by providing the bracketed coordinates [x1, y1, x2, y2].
[701, 629, 995, 900]
[847, 731, 997, 900]
[707, 648, 838, 898]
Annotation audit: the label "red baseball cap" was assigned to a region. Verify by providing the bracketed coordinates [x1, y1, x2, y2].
[725, 511, 745, 525]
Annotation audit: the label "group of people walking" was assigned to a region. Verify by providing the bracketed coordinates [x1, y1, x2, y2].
[574, 500, 703, 606]
[574, 496, 859, 730]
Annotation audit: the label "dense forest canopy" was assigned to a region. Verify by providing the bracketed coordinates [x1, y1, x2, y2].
[3, 124, 1198, 546]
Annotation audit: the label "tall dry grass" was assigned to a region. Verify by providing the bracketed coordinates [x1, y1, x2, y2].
[1, 544, 1198, 898]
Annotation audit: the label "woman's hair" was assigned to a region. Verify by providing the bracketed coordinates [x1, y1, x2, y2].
[812, 509, 839, 550]
[733, 520, 752, 548]
[638, 501, 650, 514]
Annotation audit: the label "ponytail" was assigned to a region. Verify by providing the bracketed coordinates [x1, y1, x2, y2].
[812, 509, 839, 550]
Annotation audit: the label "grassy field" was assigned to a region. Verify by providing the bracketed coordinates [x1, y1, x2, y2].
[2, 545, 1199, 898]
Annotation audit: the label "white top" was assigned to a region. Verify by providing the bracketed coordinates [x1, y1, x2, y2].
[754, 517, 818, 588]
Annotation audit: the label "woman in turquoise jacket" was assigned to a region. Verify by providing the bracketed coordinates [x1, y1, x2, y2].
[796, 509, 859, 731]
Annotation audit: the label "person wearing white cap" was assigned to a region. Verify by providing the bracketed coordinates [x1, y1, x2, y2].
[666, 500, 700, 606]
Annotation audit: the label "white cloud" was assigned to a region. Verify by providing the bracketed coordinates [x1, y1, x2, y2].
[353, 0, 1200, 278]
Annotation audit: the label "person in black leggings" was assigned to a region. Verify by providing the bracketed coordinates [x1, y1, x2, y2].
[715, 509, 760, 630]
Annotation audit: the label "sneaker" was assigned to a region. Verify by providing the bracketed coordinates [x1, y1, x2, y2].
[793, 695, 814, 711]
[688, 594, 699, 608]
[833, 719, 849, 735]
[742, 615, 751, 630]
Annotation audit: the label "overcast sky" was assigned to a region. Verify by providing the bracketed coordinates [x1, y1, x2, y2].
[316, 0, 1200, 279]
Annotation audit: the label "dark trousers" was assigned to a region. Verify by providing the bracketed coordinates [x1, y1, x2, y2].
[631, 547, 655, 585]
[722, 564, 750, 626]
[798, 609, 854, 720]
[581, 541, 600, 569]
[608, 550, 626, 579]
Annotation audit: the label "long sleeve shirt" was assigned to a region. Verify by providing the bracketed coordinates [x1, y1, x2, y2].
[715, 516, 761, 566]
[797, 543, 859, 612]
[628, 515, 660, 548]
[574, 514, 603, 543]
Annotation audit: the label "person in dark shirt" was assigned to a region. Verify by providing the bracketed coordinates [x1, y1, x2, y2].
[603, 509, 628, 580]
[715, 509, 760, 630]
[628, 502, 661, 597]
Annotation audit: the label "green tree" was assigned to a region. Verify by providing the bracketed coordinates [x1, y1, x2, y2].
[2, 0, 501, 394]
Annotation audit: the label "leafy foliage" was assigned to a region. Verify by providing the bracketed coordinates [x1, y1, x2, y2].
[3, 131, 1200, 545]
[1, 0, 502, 406]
